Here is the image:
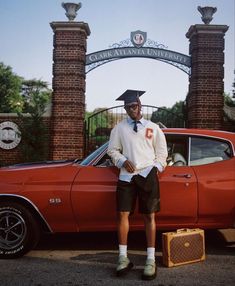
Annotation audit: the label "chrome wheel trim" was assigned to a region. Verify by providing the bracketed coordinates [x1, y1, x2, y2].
[0, 210, 27, 250]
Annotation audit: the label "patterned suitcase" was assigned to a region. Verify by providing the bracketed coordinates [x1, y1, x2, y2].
[162, 228, 205, 267]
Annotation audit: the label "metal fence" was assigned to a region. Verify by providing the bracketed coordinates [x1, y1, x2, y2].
[84, 105, 185, 156]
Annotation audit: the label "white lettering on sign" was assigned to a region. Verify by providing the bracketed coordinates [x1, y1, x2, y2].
[86, 47, 191, 67]
[0, 121, 21, 150]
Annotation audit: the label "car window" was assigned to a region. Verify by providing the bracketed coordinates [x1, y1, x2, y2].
[80, 142, 108, 166]
[190, 137, 232, 166]
[95, 153, 114, 167]
[166, 134, 188, 166]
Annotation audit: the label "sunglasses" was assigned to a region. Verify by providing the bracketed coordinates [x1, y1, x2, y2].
[125, 104, 139, 110]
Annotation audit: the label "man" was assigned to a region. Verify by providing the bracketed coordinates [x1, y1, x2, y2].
[107, 90, 168, 280]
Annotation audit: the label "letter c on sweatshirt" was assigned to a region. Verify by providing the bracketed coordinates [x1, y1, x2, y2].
[145, 128, 153, 139]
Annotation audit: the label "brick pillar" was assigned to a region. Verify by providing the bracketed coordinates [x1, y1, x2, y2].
[186, 24, 228, 129]
[50, 22, 90, 160]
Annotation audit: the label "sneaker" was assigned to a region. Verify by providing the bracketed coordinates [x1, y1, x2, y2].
[142, 258, 157, 280]
[116, 255, 134, 276]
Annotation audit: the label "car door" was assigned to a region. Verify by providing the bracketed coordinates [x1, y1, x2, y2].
[71, 163, 119, 231]
[156, 165, 198, 227]
[189, 136, 235, 228]
[155, 134, 198, 227]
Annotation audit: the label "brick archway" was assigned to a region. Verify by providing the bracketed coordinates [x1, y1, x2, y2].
[50, 21, 228, 160]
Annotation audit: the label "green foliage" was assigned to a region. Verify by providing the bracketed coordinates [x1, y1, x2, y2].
[151, 101, 185, 128]
[17, 79, 52, 163]
[0, 62, 23, 112]
[224, 92, 235, 107]
[85, 107, 115, 136]
[18, 113, 49, 163]
[21, 79, 51, 114]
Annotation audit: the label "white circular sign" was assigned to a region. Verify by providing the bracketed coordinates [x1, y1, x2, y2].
[0, 121, 21, 149]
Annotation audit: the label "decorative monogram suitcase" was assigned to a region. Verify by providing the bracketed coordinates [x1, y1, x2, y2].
[162, 228, 205, 267]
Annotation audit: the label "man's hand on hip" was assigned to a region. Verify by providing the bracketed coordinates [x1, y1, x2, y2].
[123, 160, 135, 173]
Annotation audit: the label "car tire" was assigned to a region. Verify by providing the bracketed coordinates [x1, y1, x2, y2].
[0, 202, 40, 259]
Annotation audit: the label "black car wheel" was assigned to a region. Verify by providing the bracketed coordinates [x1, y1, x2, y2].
[0, 202, 40, 259]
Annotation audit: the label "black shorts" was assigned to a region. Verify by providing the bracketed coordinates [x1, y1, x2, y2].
[116, 167, 160, 214]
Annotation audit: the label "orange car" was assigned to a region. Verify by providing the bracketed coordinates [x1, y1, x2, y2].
[0, 128, 235, 258]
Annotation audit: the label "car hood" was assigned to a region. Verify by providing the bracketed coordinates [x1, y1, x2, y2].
[0, 159, 82, 195]
[0, 159, 77, 171]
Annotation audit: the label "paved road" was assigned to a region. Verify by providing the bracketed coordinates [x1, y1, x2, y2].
[0, 229, 234, 286]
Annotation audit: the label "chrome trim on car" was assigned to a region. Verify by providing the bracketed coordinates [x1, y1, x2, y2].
[188, 137, 192, 165]
[0, 194, 53, 232]
[90, 145, 108, 166]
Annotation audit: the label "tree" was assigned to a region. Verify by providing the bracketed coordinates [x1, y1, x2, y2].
[224, 92, 235, 107]
[85, 107, 116, 154]
[17, 79, 52, 162]
[151, 101, 186, 128]
[85, 107, 114, 136]
[21, 79, 51, 114]
[0, 62, 23, 112]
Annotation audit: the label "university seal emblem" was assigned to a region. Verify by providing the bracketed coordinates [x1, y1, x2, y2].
[0, 121, 21, 150]
[131, 30, 147, 48]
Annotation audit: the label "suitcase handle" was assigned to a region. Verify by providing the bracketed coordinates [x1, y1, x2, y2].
[176, 228, 192, 233]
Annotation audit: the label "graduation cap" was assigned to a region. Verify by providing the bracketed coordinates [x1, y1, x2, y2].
[116, 89, 145, 105]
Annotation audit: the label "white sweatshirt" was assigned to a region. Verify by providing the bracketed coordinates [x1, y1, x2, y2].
[107, 117, 168, 178]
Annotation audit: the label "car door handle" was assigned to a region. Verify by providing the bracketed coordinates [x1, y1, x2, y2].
[173, 174, 192, 179]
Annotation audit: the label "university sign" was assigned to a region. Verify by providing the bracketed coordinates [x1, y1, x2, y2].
[86, 31, 191, 74]
[86, 47, 191, 66]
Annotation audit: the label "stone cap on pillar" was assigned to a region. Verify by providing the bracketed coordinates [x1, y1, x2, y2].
[186, 24, 229, 39]
[50, 21, 91, 36]
[50, 2, 90, 35]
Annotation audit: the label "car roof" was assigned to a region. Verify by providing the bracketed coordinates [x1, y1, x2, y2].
[163, 128, 235, 143]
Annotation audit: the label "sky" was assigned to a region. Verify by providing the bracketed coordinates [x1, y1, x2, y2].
[0, 0, 234, 112]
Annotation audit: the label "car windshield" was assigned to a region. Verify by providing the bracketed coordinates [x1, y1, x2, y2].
[80, 142, 108, 166]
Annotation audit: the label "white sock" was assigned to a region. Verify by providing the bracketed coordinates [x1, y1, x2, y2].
[119, 244, 127, 257]
[147, 247, 155, 261]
